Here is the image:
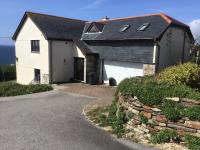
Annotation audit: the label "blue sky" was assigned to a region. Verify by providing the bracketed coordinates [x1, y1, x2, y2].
[0, 0, 200, 45]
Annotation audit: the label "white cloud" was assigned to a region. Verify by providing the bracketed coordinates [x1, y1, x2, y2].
[81, 0, 105, 10]
[189, 19, 200, 38]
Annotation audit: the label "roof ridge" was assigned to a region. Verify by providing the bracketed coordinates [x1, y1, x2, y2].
[97, 13, 163, 22]
[96, 13, 188, 28]
[26, 11, 86, 22]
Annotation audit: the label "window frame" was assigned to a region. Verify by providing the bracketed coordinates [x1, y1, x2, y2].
[31, 40, 40, 53]
[120, 25, 130, 32]
[137, 23, 150, 31]
[34, 68, 41, 83]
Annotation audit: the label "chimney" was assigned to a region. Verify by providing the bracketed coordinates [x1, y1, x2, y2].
[101, 16, 109, 21]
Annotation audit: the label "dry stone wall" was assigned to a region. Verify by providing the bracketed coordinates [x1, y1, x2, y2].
[118, 93, 200, 138]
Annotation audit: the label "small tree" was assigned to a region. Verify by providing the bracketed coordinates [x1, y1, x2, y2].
[191, 36, 200, 64]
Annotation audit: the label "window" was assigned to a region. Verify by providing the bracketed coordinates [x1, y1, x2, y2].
[34, 69, 40, 83]
[88, 25, 99, 33]
[31, 40, 40, 52]
[86, 22, 105, 33]
[137, 23, 150, 31]
[120, 25, 130, 32]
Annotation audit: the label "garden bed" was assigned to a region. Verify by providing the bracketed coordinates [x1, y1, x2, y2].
[86, 63, 200, 150]
[0, 81, 53, 97]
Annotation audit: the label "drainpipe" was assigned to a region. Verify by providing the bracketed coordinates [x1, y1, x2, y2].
[181, 30, 187, 63]
[101, 59, 104, 84]
[154, 39, 160, 73]
[48, 41, 53, 84]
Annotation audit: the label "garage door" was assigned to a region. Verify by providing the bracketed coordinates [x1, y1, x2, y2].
[103, 61, 143, 85]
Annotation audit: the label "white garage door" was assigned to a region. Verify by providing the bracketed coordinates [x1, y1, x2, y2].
[103, 61, 143, 84]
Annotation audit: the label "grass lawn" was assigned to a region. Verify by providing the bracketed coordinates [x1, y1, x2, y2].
[0, 81, 53, 97]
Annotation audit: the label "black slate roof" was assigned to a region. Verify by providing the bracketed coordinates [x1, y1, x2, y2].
[13, 12, 86, 40]
[82, 13, 193, 41]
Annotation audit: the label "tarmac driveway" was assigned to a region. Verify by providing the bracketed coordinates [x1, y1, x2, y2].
[0, 90, 155, 150]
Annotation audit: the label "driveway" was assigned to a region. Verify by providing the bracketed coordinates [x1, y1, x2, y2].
[0, 90, 155, 150]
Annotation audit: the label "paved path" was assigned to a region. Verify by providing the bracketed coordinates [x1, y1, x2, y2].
[0, 91, 156, 150]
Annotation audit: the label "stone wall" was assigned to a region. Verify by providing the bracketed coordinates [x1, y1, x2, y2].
[118, 93, 200, 138]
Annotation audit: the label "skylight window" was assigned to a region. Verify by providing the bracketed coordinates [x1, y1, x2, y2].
[137, 23, 150, 31]
[120, 25, 130, 32]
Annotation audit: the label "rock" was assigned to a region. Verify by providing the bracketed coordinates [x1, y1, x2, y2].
[128, 97, 136, 102]
[143, 109, 153, 113]
[146, 126, 159, 133]
[126, 124, 135, 130]
[181, 98, 200, 105]
[132, 119, 141, 125]
[143, 105, 152, 110]
[151, 108, 161, 112]
[133, 128, 145, 134]
[184, 121, 200, 130]
[156, 115, 167, 123]
[168, 123, 197, 133]
[178, 119, 185, 124]
[159, 122, 167, 127]
[132, 115, 141, 121]
[166, 97, 180, 102]
[140, 111, 152, 119]
[154, 126, 166, 131]
[177, 130, 186, 136]
[131, 101, 142, 108]
[128, 107, 140, 115]
[137, 126, 150, 133]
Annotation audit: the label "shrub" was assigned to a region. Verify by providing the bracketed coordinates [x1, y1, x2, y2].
[162, 100, 182, 122]
[117, 76, 166, 106]
[157, 62, 200, 87]
[137, 81, 165, 106]
[107, 100, 127, 137]
[0, 82, 53, 97]
[150, 129, 178, 144]
[0, 65, 16, 81]
[185, 134, 200, 150]
[140, 115, 148, 125]
[183, 106, 200, 121]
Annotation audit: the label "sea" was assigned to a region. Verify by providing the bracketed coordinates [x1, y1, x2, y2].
[0, 45, 15, 65]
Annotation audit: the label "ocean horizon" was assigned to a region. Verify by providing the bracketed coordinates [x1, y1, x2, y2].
[0, 45, 15, 65]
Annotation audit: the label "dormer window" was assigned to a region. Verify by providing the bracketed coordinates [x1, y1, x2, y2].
[120, 25, 130, 32]
[137, 23, 150, 31]
[87, 25, 99, 33]
[86, 22, 104, 33]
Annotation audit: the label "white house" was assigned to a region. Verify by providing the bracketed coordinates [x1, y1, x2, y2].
[13, 12, 194, 85]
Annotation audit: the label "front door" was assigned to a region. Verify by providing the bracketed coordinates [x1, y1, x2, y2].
[74, 57, 84, 81]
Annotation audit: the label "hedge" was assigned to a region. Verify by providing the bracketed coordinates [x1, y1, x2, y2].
[0, 65, 16, 81]
[157, 62, 200, 88]
[0, 82, 53, 97]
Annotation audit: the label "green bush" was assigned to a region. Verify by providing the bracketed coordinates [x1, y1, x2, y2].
[185, 134, 200, 150]
[0, 65, 16, 81]
[140, 115, 148, 125]
[183, 106, 200, 121]
[157, 62, 200, 87]
[0, 82, 53, 97]
[162, 100, 182, 122]
[117, 76, 166, 106]
[107, 101, 127, 137]
[150, 129, 178, 144]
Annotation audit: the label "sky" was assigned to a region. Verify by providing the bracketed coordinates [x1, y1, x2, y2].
[0, 0, 200, 45]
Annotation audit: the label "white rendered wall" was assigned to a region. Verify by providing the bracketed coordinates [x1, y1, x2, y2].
[51, 41, 85, 83]
[15, 17, 49, 84]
